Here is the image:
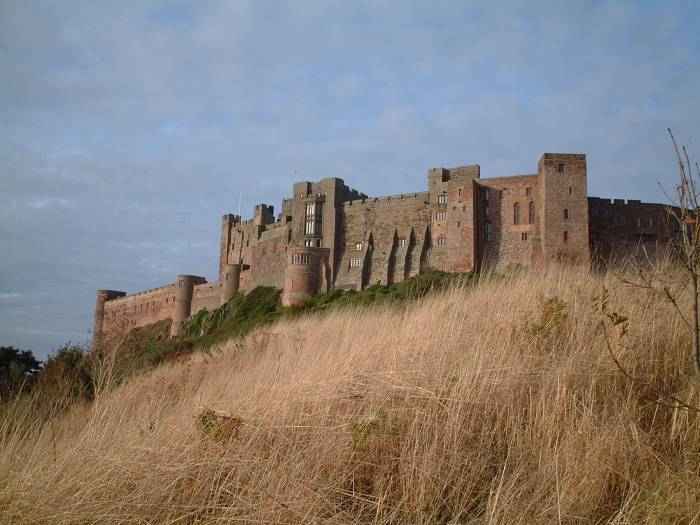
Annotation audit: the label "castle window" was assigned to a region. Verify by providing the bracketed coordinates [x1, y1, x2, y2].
[529, 202, 535, 224]
[514, 203, 521, 225]
[614, 215, 625, 226]
[304, 239, 314, 247]
[463, 206, 466, 212]
[315, 238, 322, 247]
[558, 163, 565, 173]
[304, 201, 323, 235]
[484, 189, 490, 200]
[350, 258, 362, 268]
[438, 194, 448, 204]
[569, 186, 572, 194]
[398, 238, 406, 246]
[526, 187, 532, 196]
[484, 206, 490, 216]
[521, 232, 528, 241]
[563, 231, 568, 242]
[458, 188, 462, 197]
[638, 217, 653, 229]
[293, 253, 310, 265]
[436, 211, 447, 220]
[484, 222, 492, 242]
[437, 237, 446, 246]
[637, 233, 656, 244]
[564, 208, 570, 220]
[355, 242, 363, 250]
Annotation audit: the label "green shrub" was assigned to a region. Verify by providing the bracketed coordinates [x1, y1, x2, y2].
[196, 407, 243, 442]
[527, 296, 568, 342]
[186, 308, 209, 338]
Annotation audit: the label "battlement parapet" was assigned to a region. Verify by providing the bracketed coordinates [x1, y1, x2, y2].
[343, 191, 429, 208]
[588, 196, 669, 207]
[480, 174, 538, 186]
[105, 283, 177, 303]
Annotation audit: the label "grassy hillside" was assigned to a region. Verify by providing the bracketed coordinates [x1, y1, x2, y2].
[1, 266, 699, 523]
[113, 270, 471, 373]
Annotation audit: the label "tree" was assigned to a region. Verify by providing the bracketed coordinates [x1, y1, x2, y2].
[0, 346, 42, 398]
[596, 129, 700, 412]
[666, 128, 700, 377]
[35, 343, 93, 401]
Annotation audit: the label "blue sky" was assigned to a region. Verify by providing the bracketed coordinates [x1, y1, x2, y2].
[1, 0, 698, 358]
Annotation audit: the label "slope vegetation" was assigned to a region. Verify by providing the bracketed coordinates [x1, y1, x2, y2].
[1, 266, 699, 524]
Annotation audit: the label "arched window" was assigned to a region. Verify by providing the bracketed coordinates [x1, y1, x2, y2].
[514, 203, 521, 225]
[528, 202, 535, 224]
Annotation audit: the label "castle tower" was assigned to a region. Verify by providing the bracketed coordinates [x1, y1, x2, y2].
[253, 204, 275, 226]
[170, 274, 206, 337]
[281, 246, 330, 307]
[219, 263, 241, 305]
[537, 153, 589, 264]
[91, 289, 125, 351]
[219, 213, 238, 281]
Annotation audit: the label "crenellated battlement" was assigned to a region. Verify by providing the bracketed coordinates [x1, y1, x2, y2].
[343, 192, 430, 208]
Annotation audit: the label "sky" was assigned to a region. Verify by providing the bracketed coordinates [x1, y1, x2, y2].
[1, 0, 699, 359]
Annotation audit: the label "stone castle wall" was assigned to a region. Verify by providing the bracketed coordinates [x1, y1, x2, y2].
[100, 283, 177, 344]
[92, 152, 681, 348]
[588, 197, 679, 261]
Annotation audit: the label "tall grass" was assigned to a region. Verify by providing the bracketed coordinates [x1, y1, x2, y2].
[1, 266, 699, 524]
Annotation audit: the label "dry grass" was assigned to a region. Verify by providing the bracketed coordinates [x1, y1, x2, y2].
[1, 266, 699, 524]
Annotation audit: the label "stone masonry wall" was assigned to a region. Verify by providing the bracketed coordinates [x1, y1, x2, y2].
[588, 197, 680, 261]
[336, 193, 431, 288]
[102, 283, 177, 342]
[191, 281, 223, 313]
[478, 175, 540, 270]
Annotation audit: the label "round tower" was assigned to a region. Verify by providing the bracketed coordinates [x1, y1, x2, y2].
[219, 263, 241, 305]
[170, 275, 205, 337]
[281, 247, 330, 307]
[91, 289, 125, 352]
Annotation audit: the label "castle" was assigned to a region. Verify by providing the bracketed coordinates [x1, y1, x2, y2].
[92, 153, 679, 346]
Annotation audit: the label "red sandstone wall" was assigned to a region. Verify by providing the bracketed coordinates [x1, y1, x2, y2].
[539, 154, 589, 264]
[246, 227, 288, 289]
[224, 219, 290, 292]
[588, 198, 680, 261]
[102, 283, 177, 341]
[478, 174, 541, 270]
[336, 193, 431, 288]
[191, 281, 223, 313]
